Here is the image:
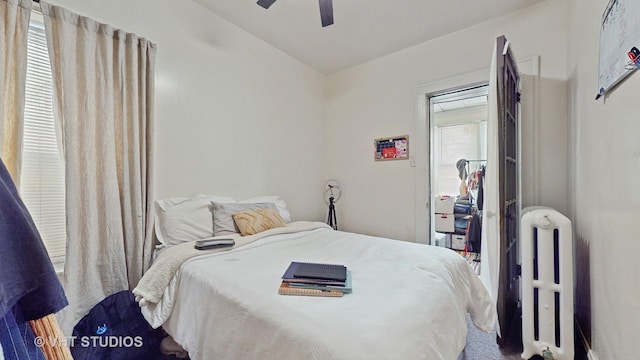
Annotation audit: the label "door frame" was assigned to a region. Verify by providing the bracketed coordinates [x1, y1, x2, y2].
[414, 57, 539, 246]
[426, 83, 490, 246]
[415, 69, 490, 245]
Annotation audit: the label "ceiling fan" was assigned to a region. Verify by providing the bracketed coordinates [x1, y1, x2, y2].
[257, 0, 334, 27]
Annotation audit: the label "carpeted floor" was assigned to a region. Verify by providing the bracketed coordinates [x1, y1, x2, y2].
[458, 314, 524, 360]
[454, 250, 528, 360]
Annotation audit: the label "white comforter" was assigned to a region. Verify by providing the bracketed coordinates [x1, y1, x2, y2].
[140, 222, 496, 360]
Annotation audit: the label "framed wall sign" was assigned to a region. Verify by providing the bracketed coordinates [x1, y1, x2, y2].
[374, 135, 409, 161]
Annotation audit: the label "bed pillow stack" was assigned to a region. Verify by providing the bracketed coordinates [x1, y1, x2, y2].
[154, 194, 235, 246]
[154, 194, 292, 246]
[238, 195, 291, 223]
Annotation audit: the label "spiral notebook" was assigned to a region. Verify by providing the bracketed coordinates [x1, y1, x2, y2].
[278, 282, 343, 297]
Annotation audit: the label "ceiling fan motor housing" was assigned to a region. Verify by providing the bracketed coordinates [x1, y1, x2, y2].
[257, 0, 334, 27]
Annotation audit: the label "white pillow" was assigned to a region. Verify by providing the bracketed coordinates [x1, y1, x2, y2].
[154, 195, 235, 246]
[238, 195, 292, 223]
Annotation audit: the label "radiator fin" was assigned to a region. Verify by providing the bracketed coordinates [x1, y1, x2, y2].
[521, 207, 574, 360]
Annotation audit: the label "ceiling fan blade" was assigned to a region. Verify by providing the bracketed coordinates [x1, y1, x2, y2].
[318, 0, 334, 27]
[257, 0, 277, 9]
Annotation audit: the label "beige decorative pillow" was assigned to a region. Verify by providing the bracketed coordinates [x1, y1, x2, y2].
[232, 208, 286, 236]
[212, 202, 276, 236]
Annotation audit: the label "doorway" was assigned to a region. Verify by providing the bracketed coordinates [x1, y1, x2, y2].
[429, 84, 488, 275]
[414, 36, 527, 346]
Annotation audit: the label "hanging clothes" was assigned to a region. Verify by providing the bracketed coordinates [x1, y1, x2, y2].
[477, 166, 485, 210]
[456, 159, 469, 198]
[467, 214, 482, 253]
[0, 157, 67, 319]
[0, 307, 45, 360]
[0, 157, 68, 358]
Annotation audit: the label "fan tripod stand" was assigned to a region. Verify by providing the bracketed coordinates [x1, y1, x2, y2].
[327, 196, 337, 230]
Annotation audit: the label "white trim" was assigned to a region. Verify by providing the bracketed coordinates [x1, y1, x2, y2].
[517, 56, 540, 206]
[414, 56, 539, 246]
[513, 56, 539, 285]
[415, 68, 489, 245]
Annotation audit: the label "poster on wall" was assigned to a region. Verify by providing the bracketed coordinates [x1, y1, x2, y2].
[374, 135, 409, 161]
[596, 0, 640, 99]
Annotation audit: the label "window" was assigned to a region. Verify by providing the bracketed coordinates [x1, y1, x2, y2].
[434, 124, 479, 196]
[430, 89, 488, 197]
[19, 18, 66, 266]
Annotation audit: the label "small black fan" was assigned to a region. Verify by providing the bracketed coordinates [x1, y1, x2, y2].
[257, 0, 334, 27]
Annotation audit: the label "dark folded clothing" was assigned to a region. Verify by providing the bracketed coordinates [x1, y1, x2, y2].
[0, 158, 67, 320]
[454, 204, 471, 214]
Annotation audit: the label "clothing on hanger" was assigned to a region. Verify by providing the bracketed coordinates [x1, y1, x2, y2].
[0, 157, 68, 359]
[477, 166, 485, 210]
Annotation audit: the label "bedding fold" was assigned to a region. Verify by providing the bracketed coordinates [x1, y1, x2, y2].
[133, 221, 331, 305]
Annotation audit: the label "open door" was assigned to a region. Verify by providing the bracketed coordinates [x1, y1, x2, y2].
[495, 35, 520, 346]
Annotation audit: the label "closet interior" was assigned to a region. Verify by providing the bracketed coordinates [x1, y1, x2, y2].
[430, 85, 488, 275]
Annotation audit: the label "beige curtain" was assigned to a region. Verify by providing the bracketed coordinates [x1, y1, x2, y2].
[41, 1, 156, 334]
[1, 4, 72, 356]
[0, 0, 31, 186]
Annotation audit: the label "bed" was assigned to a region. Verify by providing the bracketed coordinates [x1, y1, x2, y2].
[133, 196, 496, 360]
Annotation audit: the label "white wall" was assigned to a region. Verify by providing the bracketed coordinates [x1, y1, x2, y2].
[47, 0, 329, 222]
[326, 0, 569, 242]
[568, 0, 640, 358]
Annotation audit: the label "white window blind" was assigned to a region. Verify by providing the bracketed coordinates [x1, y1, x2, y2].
[434, 124, 477, 196]
[19, 21, 66, 265]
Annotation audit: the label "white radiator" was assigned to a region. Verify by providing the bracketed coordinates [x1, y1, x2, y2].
[520, 207, 573, 360]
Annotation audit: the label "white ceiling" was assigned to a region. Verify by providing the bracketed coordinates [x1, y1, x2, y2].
[192, 0, 545, 75]
[433, 96, 487, 113]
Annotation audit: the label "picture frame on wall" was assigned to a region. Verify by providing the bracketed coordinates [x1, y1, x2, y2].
[374, 135, 409, 161]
